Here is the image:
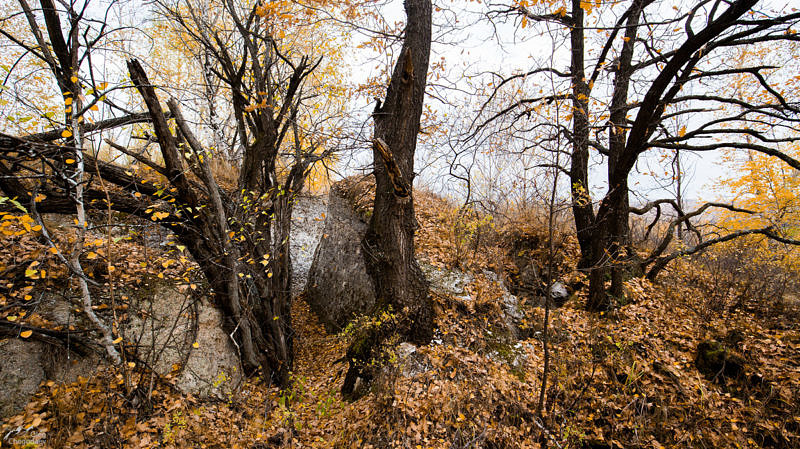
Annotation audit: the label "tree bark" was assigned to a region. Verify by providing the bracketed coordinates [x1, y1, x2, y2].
[365, 0, 433, 344]
[343, 0, 433, 398]
[568, 0, 596, 270]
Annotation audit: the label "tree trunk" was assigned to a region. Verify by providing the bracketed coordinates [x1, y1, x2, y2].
[365, 0, 433, 344]
[568, 0, 596, 270]
[584, 0, 644, 311]
[129, 60, 294, 386]
[342, 0, 433, 398]
[586, 179, 630, 311]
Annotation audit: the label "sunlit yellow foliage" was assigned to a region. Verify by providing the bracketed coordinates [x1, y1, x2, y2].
[143, 0, 354, 193]
[715, 145, 800, 274]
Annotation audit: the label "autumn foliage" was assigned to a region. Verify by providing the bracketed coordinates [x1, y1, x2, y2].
[2, 189, 799, 447]
[2, 0, 800, 447]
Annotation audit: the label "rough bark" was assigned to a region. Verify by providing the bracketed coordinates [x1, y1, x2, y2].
[569, 0, 596, 270]
[342, 0, 433, 398]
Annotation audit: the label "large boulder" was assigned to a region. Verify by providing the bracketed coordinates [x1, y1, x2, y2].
[289, 195, 328, 296]
[0, 338, 98, 419]
[0, 284, 242, 418]
[125, 284, 243, 399]
[305, 180, 377, 332]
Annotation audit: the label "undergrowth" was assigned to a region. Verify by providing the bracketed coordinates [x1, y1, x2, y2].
[1, 189, 799, 448]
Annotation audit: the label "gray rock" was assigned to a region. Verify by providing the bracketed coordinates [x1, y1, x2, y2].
[125, 286, 242, 399]
[421, 264, 473, 296]
[0, 337, 98, 419]
[502, 294, 523, 323]
[175, 297, 242, 398]
[305, 188, 376, 332]
[549, 281, 569, 306]
[482, 270, 525, 339]
[392, 342, 429, 378]
[0, 283, 243, 419]
[40, 345, 100, 386]
[289, 195, 328, 296]
[0, 340, 45, 419]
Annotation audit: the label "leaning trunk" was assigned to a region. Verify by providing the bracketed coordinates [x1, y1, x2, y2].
[363, 0, 433, 344]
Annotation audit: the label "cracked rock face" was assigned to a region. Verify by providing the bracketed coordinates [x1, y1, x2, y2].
[289, 195, 328, 297]
[304, 188, 377, 333]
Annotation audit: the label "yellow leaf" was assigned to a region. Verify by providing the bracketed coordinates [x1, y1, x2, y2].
[65, 158, 75, 164]
[113, 337, 123, 344]
[86, 251, 98, 260]
[20, 330, 32, 338]
[7, 315, 17, 322]
[64, 97, 73, 105]
[70, 75, 78, 83]
[61, 129, 73, 138]
[89, 104, 99, 111]
[127, 362, 136, 368]
[678, 125, 687, 137]
[192, 342, 200, 349]
[151, 211, 169, 221]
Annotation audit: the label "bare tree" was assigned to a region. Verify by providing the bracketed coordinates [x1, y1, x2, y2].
[478, 0, 800, 310]
[0, 0, 337, 387]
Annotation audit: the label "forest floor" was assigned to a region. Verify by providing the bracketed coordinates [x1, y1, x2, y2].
[1, 190, 799, 448]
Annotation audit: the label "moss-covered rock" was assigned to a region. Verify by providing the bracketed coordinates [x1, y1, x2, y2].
[695, 339, 744, 381]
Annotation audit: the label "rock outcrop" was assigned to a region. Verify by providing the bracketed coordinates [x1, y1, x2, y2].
[0, 285, 242, 418]
[0, 339, 46, 418]
[126, 285, 242, 399]
[305, 181, 377, 332]
[0, 338, 99, 418]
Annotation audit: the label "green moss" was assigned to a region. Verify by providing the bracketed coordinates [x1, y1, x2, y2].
[484, 327, 526, 381]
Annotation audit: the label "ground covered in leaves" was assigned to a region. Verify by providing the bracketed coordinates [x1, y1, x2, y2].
[2, 190, 799, 448]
